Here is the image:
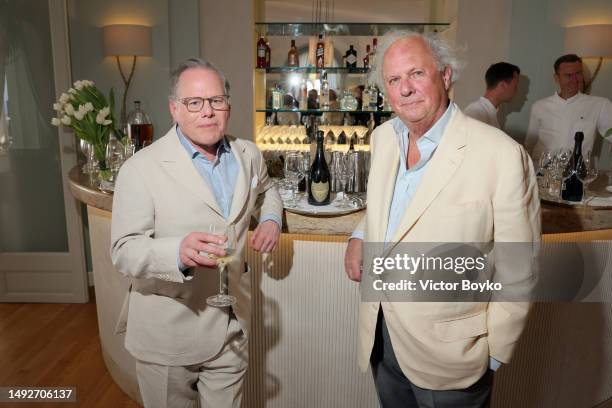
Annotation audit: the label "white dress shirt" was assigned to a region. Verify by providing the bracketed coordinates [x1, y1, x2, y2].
[525, 92, 612, 160]
[464, 96, 499, 128]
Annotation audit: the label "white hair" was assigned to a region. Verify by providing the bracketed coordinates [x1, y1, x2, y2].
[369, 30, 463, 91]
[169, 58, 230, 99]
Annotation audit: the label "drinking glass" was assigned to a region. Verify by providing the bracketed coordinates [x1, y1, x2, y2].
[106, 138, 125, 183]
[206, 225, 237, 308]
[80, 140, 92, 173]
[283, 152, 305, 207]
[576, 152, 598, 201]
[333, 153, 352, 208]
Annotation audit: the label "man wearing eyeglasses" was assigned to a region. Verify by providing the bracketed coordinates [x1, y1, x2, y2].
[110, 58, 282, 408]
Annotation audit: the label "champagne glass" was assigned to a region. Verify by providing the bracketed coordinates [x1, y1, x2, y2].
[106, 137, 125, 183]
[333, 153, 352, 208]
[206, 225, 237, 308]
[283, 152, 305, 207]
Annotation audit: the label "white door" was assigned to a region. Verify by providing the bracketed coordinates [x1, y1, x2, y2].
[0, 0, 88, 303]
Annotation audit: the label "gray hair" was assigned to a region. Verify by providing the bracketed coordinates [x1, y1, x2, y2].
[369, 30, 462, 91]
[169, 58, 231, 99]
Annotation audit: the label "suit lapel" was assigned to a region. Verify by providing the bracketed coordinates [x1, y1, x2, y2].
[227, 138, 252, 224]
[390, 110, 468, 244]
[375, 136, 400, 243]
[159, 129, 224, 217]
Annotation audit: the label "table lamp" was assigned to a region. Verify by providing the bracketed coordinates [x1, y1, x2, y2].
[564, 24, 612, 92]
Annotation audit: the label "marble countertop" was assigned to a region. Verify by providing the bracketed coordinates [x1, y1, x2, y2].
[68, 166, 612, 236]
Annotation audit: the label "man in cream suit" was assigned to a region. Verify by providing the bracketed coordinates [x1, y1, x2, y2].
[111, 58, 282, 408]
[344, 32, 540, 407]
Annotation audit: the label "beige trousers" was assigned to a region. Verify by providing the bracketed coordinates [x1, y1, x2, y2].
[135, 316, 247, 408]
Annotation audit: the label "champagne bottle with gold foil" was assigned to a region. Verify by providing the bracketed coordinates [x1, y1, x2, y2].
[308, 130, 331, 205]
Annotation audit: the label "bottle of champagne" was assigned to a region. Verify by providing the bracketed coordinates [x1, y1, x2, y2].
[316, 34, 325, 68]
[288, 39, 299, 67]
[308, 130, 331, 205]
[344, 45, 357, 68]
[561, 132, 585, 202]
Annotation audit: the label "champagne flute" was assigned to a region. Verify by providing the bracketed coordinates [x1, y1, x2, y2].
[206, 225, 237, 308]
[283, 152, 305, 207]
[576, 152, 598, 203]
[333, 153, 352, 208]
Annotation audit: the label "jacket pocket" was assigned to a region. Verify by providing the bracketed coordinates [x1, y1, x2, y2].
[433, 312, 488, 342]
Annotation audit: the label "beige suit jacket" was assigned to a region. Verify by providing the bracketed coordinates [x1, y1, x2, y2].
[357, 108, 541, 390]
[110, 127, 282, 366]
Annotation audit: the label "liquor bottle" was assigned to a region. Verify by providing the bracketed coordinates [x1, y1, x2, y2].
[256, 36, 266, 68]
[362, 84, 372, 111]
[368, 84, 378, 111]
[272, 84, 282, 110]
[265, 40, 271, 68]
[344, 45, 357, 68]
[308, 130, 331, 205]
[371, 37, 378, 66]
[561, 132, 585, 202]
[299, 79, 308, 111]
[316, 34, 325, 68]
[127, 101, 153, 152]
[363, 45, 370, 69]
[288, 39, 299, 67]
[319, 72, 330, 110]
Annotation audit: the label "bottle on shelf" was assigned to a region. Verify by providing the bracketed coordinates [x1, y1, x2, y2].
[316, 34, 325, 68]
[308, 130, 331, 206]
[288, 39, 299, 67]
[265, 40, 271, 68]
[127, 101, 153, 152]
[344, 45, 357, 68]
[371, 37, 378, 66]
[257, 36, 267, 68]
[362, 84, 372, 111]
[368, 84, 378, 111]
[299, 79, 308, 110]
[561, 132, 585, 202]
[363, 44, 371, 69]
[272, 84, 283, 110]
[319, 72, 330, 111]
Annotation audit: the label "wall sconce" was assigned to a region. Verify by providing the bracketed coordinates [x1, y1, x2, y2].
[564, 24, 612, 92]
[103, 24, 152, 125]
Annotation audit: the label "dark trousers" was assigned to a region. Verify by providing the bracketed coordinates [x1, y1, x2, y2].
[370, 310, 493, 408]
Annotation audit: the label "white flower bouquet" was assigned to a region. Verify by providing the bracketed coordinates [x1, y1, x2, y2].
[51, 80, 121, 169]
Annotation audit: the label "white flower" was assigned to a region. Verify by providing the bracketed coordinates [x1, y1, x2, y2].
[74, 110, 85, 120]
[84, 80, 94, 87]
[53, 102, 63, 111]
[103, 119, 112, 126]
[61, 116, 71, 125]
[64, 103, 75, 115]
[68, 88, 77, 94]
[99, 106, 110, 118]
[95, 113, 105, 124]
[59, 93, 70, 103]
[51, 117, 61, 126]
[74, 80, 84, 90]
[84, 102, 94, 112]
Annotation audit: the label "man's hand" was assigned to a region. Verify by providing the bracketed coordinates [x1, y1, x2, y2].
[250, 220, 281, 253]
[179, 232, 227, 268]
[345, 238, 363, 282]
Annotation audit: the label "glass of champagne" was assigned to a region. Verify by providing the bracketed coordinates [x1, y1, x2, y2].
[206, 225, 237, 308]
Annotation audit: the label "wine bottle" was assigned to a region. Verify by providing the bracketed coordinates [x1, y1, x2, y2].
[316, 34, 325, 68]
[308, 130, 331, 205]
[561, 132, 585, 202]
[256, 36, 266, 68]
[288, 39, 299, 67]
[345, 45, 357, 68]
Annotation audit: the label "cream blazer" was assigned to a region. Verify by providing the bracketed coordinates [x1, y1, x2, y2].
[110, 127, 282, 366]
[357, 108, 541, 390]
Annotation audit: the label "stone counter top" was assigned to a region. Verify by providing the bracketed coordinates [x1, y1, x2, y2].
[68, 166, 612, 236]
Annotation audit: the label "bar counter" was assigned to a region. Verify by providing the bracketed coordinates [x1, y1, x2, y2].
[68, 166, 612, 408]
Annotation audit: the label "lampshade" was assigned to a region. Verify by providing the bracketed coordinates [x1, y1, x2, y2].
[103, 24, 152, 57]
[564, 24, 612, 58]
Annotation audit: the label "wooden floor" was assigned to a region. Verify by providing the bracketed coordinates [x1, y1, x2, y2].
[0, 290, 140, 408]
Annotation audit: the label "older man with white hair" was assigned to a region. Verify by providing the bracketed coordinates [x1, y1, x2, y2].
[344, 31, 540, 407]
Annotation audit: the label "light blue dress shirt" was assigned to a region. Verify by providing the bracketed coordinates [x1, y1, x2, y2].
[176, 126, 281, 272]
[350, 103, 501, 371]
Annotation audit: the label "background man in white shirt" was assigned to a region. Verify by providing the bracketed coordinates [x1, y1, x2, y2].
[525, 54, 612, 161]
[464, 62, 520, 129]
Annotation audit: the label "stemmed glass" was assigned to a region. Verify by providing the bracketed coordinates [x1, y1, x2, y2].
[333, 153, 353, 208]
[206, 225, 237, 308]
[577, 152, 598, 202]
[105, 137, 125, 183]
[283, 152, 305, 207]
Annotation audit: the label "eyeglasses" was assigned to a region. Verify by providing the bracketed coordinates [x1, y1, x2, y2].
[175, 95, 230, 112]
